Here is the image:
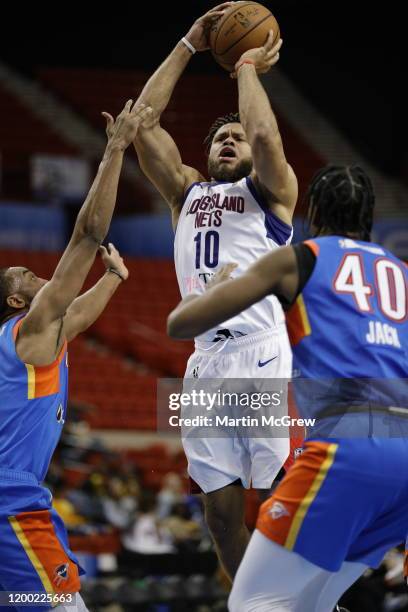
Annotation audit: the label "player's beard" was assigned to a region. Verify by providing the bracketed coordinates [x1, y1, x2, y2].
[208, 157, 253, 183]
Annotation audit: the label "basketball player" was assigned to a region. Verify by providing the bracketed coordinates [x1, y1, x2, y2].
[0, 100, 150, 612]
[133, 4, 298, 579]
[167, 165, 408, 611]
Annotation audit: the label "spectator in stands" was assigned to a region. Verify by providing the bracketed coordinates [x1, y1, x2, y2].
[163, 501, 203, 551]
[122, 490, 174, 555]
[120, 490, 217, 578]
[52, 482, 87, 529]
[157, 471, 185, 519]
[102, 476, 137, 529]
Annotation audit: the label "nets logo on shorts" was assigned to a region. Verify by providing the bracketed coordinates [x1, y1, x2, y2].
[268, 501, 290, 520]
[53, 562, 69, 587]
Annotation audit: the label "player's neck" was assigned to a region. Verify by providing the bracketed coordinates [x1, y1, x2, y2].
[0, 310, 27, 325]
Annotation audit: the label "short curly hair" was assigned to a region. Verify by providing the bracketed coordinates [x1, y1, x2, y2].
[204, 112, 240, 153]
[305, 165, 375, 241]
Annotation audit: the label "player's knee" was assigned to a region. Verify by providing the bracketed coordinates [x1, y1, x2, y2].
[229, 585, 294, 612]
[229, 576, 265, 612]
[228, 590, 263, 612]
[228, 586, 278, 612]
[205, 503, 242, 542]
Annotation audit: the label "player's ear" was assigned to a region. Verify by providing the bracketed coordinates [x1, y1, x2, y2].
[6, 293, 27, 310]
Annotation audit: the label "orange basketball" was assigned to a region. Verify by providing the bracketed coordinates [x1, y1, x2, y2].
[209, 2, 280, 72]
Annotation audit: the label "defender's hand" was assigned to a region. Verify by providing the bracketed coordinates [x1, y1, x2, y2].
[231, 31, 282, 78]
[100, 243, 129, 281]
[102, 101, 154, 149]
[136, 105, 158, 131]
[184, 2, 233, 52]
[206, 263, 238, 290]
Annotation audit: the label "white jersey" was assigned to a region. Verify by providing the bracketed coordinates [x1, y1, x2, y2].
[174, 176, 293, 342]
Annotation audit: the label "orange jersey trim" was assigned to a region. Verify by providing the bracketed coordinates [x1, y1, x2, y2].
[304, 239, 320, 257]
[9, 510, 80, 594]
[285, 294, 311, 346]
[284, 240, 317, 345]
[13, 318, 67, 400]
[257, 441, 338, 551]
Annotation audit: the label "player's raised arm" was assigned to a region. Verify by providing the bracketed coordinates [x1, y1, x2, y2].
[135, 115, 203, 228]
[133, 4, 232, 221]
[136, 3, 232, 115]
[167, 246, 299, 339]
[64, 243, 128, 342]
[16, 102, 151, 365]
[234, 31, 298, 224]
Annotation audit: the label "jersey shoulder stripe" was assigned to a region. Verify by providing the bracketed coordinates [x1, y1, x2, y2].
[245, 176, 292, 246]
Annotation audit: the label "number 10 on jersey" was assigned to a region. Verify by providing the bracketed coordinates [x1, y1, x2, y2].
[194, 231, 220, 269]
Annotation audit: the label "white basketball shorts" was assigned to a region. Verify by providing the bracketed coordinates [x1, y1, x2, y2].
[182, 326, 292, 494]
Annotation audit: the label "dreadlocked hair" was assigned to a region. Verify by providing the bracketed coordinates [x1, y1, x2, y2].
[0, 267, 14, 325]
[305, 165, 375, 241]
[204, 112, 240, 154]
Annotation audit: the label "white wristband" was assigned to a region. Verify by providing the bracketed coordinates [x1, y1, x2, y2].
[181, 37, 196, 55]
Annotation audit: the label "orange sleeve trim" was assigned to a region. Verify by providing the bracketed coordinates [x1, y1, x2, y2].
[304, 240, 320, 257]
[12, 316, 67, 399]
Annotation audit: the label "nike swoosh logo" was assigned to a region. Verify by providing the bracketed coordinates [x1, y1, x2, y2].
[258, 356, 278, 367]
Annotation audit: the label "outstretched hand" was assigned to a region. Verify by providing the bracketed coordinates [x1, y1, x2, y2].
[102, 100, 154, 149]
[205, 263, 238, 290]
[99, 242, 129, 281]
[231, 30, 282, 78]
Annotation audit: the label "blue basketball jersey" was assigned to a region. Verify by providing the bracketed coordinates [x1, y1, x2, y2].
[0, 316, 84, 595]
[287, 236, 407, 378]
[286, 236, 408, 433]
[0, 315, 68, 483]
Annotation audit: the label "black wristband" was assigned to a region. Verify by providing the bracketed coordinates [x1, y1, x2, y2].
[107, 267, 125, 282]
